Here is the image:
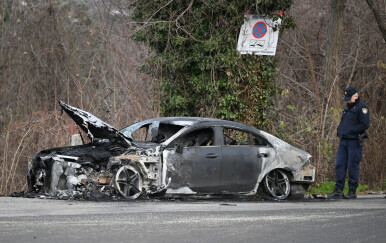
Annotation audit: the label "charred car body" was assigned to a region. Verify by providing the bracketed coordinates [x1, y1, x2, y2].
[27, 101, 315, 200]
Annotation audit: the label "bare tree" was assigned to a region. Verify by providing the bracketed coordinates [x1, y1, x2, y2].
[366, 0, 386, 42]
[323, 0, 347, 108]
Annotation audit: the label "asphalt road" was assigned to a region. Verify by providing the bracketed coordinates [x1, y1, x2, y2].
[0, 195, 385, 243]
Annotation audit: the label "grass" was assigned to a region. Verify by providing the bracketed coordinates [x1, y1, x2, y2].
[309, 181, 369, 194]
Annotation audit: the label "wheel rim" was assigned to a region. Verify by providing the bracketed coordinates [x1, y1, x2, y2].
[264, 170, 290, 200]
[114, 165, 142, 199]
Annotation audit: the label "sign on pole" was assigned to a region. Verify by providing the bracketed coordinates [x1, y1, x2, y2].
[237, 15, 281, 56]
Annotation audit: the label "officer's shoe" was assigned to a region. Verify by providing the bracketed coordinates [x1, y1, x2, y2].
[327, 189, 344, 199]
[344, 190, 357, 199]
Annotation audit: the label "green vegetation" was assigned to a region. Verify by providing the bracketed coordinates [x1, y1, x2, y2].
[309, 181, 369, 194]
[132, 0, 294, 129]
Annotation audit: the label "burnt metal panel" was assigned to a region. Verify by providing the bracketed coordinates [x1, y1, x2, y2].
[165, 146, 222, 193]
[59, 101, 131, 146]
[220, 146, 262, 192]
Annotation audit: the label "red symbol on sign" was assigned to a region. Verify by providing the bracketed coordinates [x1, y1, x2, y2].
[252, 22, 267, 39]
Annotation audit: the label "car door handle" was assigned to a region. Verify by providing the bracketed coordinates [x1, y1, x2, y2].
[206, 153, 218, 158]
[257, 153, 268, 158]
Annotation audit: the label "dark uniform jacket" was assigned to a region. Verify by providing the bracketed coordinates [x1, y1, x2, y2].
[337, 97, 370, 139]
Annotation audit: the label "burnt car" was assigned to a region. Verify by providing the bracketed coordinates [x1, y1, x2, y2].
[27, 101, 315, 200]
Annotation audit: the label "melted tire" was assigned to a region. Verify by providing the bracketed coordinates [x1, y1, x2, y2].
[289, 184, 307, 199]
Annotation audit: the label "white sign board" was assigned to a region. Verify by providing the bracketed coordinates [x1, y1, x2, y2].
[237, 15, 281, 56]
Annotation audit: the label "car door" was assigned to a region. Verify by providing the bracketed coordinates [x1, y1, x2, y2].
[220, 127, 275, 192]
[163, 127, 222, 193]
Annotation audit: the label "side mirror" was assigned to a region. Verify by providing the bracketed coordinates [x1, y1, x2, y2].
[175, 144, 183, 154]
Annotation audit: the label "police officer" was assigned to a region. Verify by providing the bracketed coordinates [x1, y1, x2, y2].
[327, 87, 370, 199]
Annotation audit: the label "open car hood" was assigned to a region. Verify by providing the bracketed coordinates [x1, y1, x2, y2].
[59, 101, 132, 146]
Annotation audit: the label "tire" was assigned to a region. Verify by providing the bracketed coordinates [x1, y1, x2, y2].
[263, 170, 291, 200]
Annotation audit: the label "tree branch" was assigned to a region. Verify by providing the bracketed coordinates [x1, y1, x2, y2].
[366, 0, 386, 42]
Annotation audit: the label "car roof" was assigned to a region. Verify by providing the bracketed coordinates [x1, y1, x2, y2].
[133, 117, 249, 127]
[134, 117, 222, 124]
[124, 117, 297, 152]
[129, 117, 261, 134]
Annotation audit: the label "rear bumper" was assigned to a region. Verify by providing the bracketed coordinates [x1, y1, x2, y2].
[292, 164, 315, 183]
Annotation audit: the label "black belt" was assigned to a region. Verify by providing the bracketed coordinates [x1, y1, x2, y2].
[340, 137, 357, 140]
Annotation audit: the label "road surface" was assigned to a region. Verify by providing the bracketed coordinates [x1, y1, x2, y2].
[0, 195, 385, 243]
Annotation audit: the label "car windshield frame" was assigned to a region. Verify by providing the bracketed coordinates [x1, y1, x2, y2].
[120, 121, 158, 140]
[120, 119, 199, 142]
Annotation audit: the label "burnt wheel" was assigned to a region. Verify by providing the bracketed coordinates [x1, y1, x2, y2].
[114, 165, 143, 199]
[264, 170, 290, 200]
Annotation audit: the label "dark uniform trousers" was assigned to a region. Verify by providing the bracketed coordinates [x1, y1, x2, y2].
[335, 139, 362, 191]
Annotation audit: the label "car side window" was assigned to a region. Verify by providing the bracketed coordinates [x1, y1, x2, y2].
[156, 123, 184, 143]
[223, 127, 268, 146]
[169, 128, 214, 148]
